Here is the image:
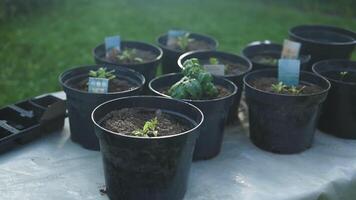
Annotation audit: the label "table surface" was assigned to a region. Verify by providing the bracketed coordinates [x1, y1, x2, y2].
[1, 92, 356, 200]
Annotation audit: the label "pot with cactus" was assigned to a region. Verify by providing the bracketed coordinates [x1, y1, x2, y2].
[178, 50, 252, 124]
[149, 58, 237, 160]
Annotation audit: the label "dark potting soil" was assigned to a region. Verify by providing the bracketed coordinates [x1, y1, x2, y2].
[168, 39, 214, 52]
[66, 76, 137, 93]
[250, 54, 278, 66]
[106, 48, 157, 64]
[251, 77, 322, 95]
[159, 85, 231, 100]
[321, 70, 356, 84]
[201, 58, 248, 75]
[102, 108, 191, 137]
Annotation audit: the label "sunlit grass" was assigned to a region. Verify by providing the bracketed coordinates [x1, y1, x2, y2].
[0, 0, 355, 106]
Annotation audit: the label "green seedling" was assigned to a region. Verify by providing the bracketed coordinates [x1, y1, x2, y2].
[89, 67, 116, 80]
[271, 82, 287, 93]
[177, 33, 194, 51]
[340, 71, 348, 81]
[209, 57, 219, 65]
[132, 117, 159, 137]
[252, 55, 278, 65]
[208, 57, 230, 74]
[288, 85, 306, 95]
[117, 49, 143, 63]
[168, 58, 218, 100]
[271, 82, 305, 95]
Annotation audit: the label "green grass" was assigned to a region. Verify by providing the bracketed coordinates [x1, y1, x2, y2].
[0, 0, 355, 106]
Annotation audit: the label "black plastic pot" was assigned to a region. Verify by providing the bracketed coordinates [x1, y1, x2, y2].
[244, 69, 330, 154]
[178, 50, 252, 124]
[59, 65, 145, 150]
[312, 59, 356, 139]
[92, 96, 203, 200]
[149, 73, 237, 160]
[157, 32, 218, 74]
[93, 41, 163, 83]
[289, 25, 356, 65]
[242, 41, 311, 71]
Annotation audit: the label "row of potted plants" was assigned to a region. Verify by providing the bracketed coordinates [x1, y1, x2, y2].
[91, 25, 356, 80]
[58, 24, 355, 200]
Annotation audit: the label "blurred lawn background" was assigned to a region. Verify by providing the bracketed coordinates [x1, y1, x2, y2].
[0, 0, 355, 107]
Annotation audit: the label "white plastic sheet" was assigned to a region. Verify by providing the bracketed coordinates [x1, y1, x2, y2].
[0, 92, 356, 200]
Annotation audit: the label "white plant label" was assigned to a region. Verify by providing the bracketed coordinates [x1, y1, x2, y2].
[105, 35, 121, 57]
[278, 59, 300, 86]
[281, 39, 301, 59]
[88, 77, 109, 94]
[203, 64, 225, 76]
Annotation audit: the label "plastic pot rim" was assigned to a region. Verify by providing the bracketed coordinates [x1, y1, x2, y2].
[177, 49, 253, 78]
[92, 40, 163, 66]
[243, 69, 331, 97]
[241, 42, 311, 68]
[289, 24, 356, 46]
[59, 64, 146, 95]
[149, 73, 238, 103]
[91, 95, 204, 140]
[156, 32, 219, 54]
[312, 59, 356, 86]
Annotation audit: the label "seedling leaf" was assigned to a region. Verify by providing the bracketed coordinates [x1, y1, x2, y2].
[132, 117, 159, 137]
[177, 33, 194, 51]
[117, 48, 143, 63]
[209, 57, 219, 65]
[89, 67, 116, 80]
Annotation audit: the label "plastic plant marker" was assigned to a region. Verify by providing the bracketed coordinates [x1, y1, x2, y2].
[167, 30, 186, 46]
[0, 120, 20, 134]
[88, 77, 109, 94]
[278, 39, 301, 86]
[8, 105, 34, 118]
[203, 64, 225, 76]
[281, 39, 301, 59]
[105, 36, 121, 57]
[278, 59, 300, 86]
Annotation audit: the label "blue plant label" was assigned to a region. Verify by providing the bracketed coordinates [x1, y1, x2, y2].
[167, 30, 186, 46]
[203, 64, 225, 76]
[281, 39, 301, 59]
[105, 35, 121, 57]
[278, 59, 300, 86]
[88, 77, 109, 94]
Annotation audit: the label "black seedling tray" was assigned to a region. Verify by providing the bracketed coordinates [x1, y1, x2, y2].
[0, 95, 66, 153]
